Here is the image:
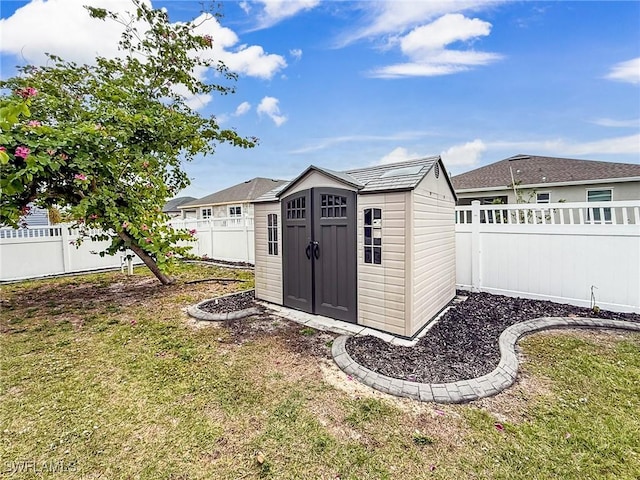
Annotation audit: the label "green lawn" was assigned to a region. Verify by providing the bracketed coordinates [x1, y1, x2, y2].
[1, 264, 638, 479]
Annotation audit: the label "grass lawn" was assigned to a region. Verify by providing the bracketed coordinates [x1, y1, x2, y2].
[1, 263, 639, 479]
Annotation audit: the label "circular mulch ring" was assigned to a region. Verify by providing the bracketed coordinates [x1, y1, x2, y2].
[187, 290, 261, 321]
[346, 292, 640, 384]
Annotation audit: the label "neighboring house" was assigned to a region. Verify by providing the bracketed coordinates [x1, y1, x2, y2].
[452, 154, 640, 206]
[22, 205, 50, 227]
[253, 156, 457, 338]
[178, 177, 288, 220]
[162, 196, 197, 218]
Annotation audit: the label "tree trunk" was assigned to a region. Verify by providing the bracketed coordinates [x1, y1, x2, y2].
[118, 231, 174, 285]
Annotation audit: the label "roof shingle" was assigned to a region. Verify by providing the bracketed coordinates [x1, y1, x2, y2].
[452, 154, 640, 191]
[180, 178, 288, 208]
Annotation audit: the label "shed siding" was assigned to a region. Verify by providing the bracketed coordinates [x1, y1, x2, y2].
[357, 192, 409, 336]
[254, 202, 283, 305]
[408, 163, 456, 336]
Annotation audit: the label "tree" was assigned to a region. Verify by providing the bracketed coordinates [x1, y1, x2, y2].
[0, 1, 256, 284]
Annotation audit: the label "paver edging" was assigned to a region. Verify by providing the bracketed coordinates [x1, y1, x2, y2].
[187, 289, 259, 321]
[332, 317, 640, 404]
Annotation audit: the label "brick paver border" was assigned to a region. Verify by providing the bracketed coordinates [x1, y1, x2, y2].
[332, 317, 640, 404]
[187, 289, 259, 321]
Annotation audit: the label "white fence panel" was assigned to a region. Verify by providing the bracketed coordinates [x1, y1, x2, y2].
[168, 216, 254, 263]
[0, 225, 141, 282]
[456, 201, 640, 313]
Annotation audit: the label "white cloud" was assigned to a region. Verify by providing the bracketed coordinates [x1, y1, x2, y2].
[339, 0, 499, 45]
[190, 13, 287, 80]
[369, 14, 502, 78]
[257, 96, 287, 126]
[234, 101, 251, 116]
[605, 57, 640, 84]
[289, 131, 432, 154]
[441, 139, 487, 167]
[376, 147, 423, 165]
[253, 0, 320, 29]
[590, 118, 640, 128]
[290, 48, 303, 61]
[399, 13, 492, 55]
[0, 0, 140, 65]
[488, 134, 640, 156]
[0, 1, 287, 90]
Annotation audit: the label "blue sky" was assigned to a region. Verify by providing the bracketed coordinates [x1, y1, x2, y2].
[1, 0, 639, 198]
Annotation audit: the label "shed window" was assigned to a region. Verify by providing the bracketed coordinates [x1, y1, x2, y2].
[364, 208, 382, 265]
[286, 197, 306, 219]
[267, 214, 278, 255]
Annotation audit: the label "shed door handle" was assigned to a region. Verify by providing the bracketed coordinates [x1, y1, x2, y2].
[313, 241, 320, 259]
[305, 243, 312, 260]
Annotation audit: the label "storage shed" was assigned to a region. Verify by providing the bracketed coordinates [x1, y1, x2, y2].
[253, 156, 457, 338]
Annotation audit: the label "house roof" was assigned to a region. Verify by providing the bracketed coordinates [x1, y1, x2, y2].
[179, 177, 288, 208]
[256, 156, 448, 202]
[452, 154, 640, 191]
[162, 196, 197, 213]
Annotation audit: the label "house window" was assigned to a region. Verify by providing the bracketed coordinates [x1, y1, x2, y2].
[587, 189, 612, 223]
[267, 214, 278, 256]
[536, 192, 550, 204]
[364, 208, 382, 265]
[201, 207, 212, 220]
[229, 205, 242, 217]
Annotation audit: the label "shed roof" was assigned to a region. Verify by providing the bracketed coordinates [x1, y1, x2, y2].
[452, 154, 640, 191]
[180, 177, 288, 208]
[256, 156, 444, 202]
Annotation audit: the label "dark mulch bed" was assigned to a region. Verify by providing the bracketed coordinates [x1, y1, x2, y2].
[346, 292, 640, 384]
[199, 290, 257, 314]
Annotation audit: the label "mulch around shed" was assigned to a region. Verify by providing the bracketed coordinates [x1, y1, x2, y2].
[197, 290, 639, 385]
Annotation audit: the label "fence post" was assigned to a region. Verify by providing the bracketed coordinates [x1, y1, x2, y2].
[60, 224, 72, 274]
[244, 215, 250, 263]
[471, 201, 481, 292]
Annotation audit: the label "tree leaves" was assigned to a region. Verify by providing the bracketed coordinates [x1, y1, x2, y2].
[0, 0, 257, 284]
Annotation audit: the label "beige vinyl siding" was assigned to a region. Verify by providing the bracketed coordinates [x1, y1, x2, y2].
[408, 162, 456, 336]
[357, 192, 409, 336]
[254, 202, 283, 305]
[284, 171, 358, 197]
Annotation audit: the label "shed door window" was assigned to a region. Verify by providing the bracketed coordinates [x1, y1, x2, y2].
[320, 194, 347, 218]
[364, 208, 382, 265]
[587, 189, 612, 223]
[286, 196, 306, 219]
[267, 214, 278, 255]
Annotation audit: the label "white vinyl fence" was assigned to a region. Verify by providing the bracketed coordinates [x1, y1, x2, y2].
[0, 225, 141, 282]
[0, 216, 256, 282]
[168, 216, 255, 264]
[455, 201, 640, 313]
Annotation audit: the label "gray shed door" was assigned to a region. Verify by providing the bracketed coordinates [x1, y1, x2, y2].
[281, 188, 357, 323]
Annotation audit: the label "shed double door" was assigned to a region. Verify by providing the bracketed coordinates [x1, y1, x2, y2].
[282, 188, 357, 323]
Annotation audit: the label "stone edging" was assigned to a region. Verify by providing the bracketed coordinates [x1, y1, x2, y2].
[332, 317, 640, 404]
[187, 289, 259, 321]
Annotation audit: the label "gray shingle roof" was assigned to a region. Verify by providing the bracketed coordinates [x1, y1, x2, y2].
[254, 156, 443, 202]
[452, 154, 640, 191]
[180, 178, 288, 208]
[163, 196, 197, 213]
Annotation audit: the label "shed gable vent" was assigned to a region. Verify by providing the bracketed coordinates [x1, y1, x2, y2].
[379, 165, 424, 178]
